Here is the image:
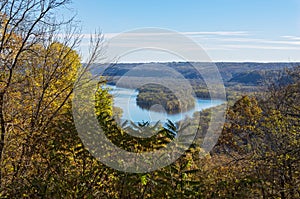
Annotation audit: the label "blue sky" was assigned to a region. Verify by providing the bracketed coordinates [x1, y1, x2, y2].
[69, 0, 300, 62]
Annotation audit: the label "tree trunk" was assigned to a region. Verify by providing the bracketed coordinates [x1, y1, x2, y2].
[0, 92, 6, 183]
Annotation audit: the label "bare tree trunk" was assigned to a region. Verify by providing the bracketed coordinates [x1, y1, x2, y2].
[0, 92, 5, 183]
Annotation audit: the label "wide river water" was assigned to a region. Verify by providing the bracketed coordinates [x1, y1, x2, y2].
[108, 85, 224, 124]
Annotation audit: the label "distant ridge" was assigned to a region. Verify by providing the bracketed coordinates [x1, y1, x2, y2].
[90, 62, 300, 86]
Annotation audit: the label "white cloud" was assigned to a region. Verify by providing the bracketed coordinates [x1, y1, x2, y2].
[183, 31, 250, 36]
[76, 31, 300, 62]
[101, 31, 251, 39]
[281, 35, 300, 40]
[218, 37, 300, 45]
[224, 44, 300, 50]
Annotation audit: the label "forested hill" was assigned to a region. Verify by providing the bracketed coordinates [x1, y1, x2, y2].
[93, 62, 300, 86]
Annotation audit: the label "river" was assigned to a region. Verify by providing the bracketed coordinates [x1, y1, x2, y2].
[108, 85, 224, 124]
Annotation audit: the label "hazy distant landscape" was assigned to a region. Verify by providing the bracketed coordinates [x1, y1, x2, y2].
[100, 62, 299, 86]
[99, 62, 300, 105]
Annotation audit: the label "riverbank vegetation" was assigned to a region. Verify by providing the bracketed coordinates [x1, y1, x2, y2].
[136, 83, 195, 114]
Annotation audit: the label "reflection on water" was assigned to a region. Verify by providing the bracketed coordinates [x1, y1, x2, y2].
[108, 85, 224, 124]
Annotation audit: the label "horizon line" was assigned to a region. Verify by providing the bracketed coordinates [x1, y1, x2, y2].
[88, 61, 300, 64]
